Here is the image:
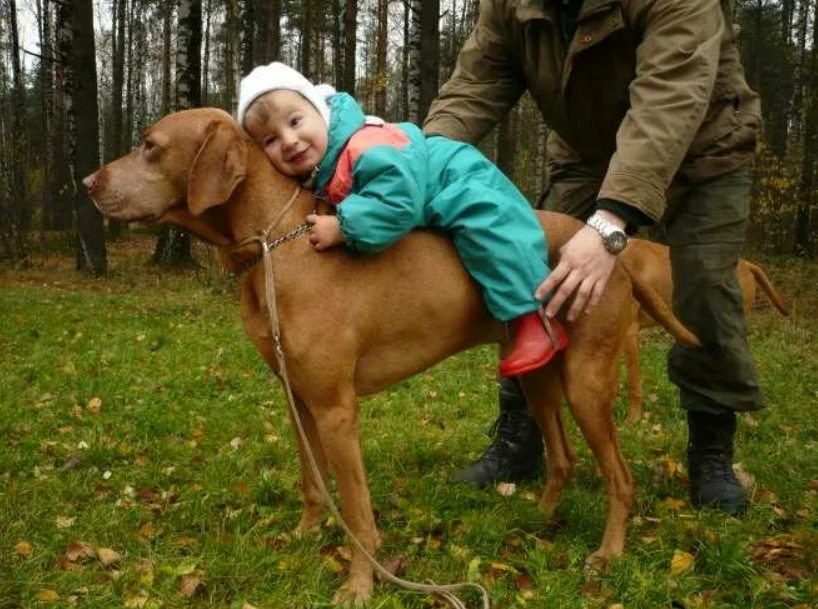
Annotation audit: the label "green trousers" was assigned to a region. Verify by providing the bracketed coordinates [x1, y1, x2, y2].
[543, 165, 763, 415]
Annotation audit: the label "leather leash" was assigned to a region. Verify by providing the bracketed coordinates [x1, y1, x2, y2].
[223, 184, 490, 609]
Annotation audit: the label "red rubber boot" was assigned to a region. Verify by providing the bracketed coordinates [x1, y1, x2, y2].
[499, 312, 569, 377]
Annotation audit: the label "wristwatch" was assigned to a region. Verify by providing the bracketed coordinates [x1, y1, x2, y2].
[586, 212, 629, 255]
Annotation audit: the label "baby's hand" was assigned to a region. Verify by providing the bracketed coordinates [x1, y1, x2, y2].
[306, 214, 344, 251]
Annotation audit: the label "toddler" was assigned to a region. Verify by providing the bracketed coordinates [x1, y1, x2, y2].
[237, 62, 568, 377]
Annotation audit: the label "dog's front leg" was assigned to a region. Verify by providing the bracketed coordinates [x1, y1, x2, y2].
[287, 395, 330, 535]
[310, 392, 380, 606]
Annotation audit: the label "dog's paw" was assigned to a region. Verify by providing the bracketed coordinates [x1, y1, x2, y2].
[583, 551, 613, 578]
[332, 575, 374, 606]
[293, 521, 321, 538]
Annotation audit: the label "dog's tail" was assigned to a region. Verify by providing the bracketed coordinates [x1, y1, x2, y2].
[745, 261, 791, 316]
[625, 269, 701, 347]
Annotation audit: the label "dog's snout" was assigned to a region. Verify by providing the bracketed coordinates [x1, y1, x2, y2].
[82, 172, 98, 193]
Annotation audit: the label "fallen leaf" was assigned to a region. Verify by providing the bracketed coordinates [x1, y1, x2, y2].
[375, 555, 407, 582]
[178, 574, 203, 597]
[97, 548, 121, 567]
[56, 515, 76, 529]
[36, 590, 60, 602]
[138, 522, 154, 540]
[322, 555, 345, 573]
[64, 541, 96, 562]
[732, 462, 755, 489]
[670, 550, 694, 577]
[123, 592, 149, 607]
[15, 541, 33, 557]
[87, 397, 102, 415]
[496, 482, 517, 497]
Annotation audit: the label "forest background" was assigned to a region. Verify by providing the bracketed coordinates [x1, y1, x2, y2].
[0, 0, 816, 272]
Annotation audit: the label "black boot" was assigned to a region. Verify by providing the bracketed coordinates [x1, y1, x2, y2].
[687, 411, 748, 515]
[449, 378, 543, 487]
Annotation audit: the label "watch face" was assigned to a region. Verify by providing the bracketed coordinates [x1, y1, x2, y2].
[606, 231, 628, 254]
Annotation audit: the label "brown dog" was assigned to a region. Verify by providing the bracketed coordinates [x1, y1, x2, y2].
[83, 108, 700, 605]
[619, 238, 789, 421]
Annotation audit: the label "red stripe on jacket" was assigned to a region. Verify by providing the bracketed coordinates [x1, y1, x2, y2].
[326, 124, 411, 204]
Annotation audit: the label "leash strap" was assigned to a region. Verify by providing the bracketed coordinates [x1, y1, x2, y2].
[250, 196, 490, 608]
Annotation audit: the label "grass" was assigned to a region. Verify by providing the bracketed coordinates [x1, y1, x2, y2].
[1, 234, 817, 608]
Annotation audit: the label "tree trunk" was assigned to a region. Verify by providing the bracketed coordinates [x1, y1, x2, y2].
[162, 3, 174, 114]
[224, 0, 239, 108]
[402, 0, 410, 119]
[418, 0, 440, 123]
[153, 0, 202, 267]
[342, 0, 357, 95]
[107, 0, 128, 239]
[795, 0, 818, 257]
[6, 0, 30, 263]
[270, 0, 282, 61]
[301, 0, 314, 78]
[51, 0, 74, 231]
[203, 0, 212, 104]
[332, 0, 343, 90]
[37, 0, 55, 235]
[71, 0, 108, 274]
[533, 121, 548, 208]
[241, 0, 255, 76]
[374, 0, 388, 116]
[407, 0, 422, 122]
[495, 108, 516, 181]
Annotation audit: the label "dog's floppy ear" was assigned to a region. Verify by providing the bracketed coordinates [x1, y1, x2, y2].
[188, 121, 247, 216]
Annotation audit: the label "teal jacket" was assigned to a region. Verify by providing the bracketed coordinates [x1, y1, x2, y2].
[312, 93, 550, 322]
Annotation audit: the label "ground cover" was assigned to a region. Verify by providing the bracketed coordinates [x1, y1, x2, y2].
[1, 235, 816, 608]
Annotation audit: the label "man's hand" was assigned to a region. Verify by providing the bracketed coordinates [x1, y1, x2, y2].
[306, 214, 344, 251]
[534, 210, 625, 322]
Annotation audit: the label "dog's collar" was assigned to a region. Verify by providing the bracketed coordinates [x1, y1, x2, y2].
[229, 221, 312, 276]
[221, 184, 328, 276]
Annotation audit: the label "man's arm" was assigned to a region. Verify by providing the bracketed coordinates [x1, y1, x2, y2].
[599, 0, 724, 221]
[423, 0, 525, 144]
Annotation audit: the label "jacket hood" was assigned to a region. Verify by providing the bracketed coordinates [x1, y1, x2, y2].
[315, 93, 366, 190]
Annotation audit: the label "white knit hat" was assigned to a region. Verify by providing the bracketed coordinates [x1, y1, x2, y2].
[237, 62, 335, 130]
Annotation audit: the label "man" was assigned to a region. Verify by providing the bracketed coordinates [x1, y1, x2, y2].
[423, 0, 763, 514]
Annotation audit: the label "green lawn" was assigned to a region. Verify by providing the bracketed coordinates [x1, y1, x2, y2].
[1, 238, 816, 608]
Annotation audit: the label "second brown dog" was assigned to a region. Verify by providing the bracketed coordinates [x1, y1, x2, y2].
[619, 238, 789, 421]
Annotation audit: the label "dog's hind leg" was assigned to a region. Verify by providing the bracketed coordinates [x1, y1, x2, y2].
[287, 395, 330, 535]
[562, 348, 633, 572]
[521, 367, 576, 517]
[623, 312, 644, 422]
[308, 388, 379, 606]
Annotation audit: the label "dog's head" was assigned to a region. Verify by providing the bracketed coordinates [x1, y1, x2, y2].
[83, 108, 250, 243]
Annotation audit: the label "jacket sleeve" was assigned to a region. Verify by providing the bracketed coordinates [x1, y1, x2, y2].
[422, 0, 524, 144]
[599, 0, 724, 220]
[336, 142, 426, 255]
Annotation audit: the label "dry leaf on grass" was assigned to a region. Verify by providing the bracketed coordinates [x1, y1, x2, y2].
[669, 550, 695, 577]
[87, 397, 102, 415]
[64, 541, 95, 562]
[375, 555, 407, 582]
[35, 590, 59, 603]
[178, 574, 204, 597]
[56, 515, 76, 528]
[496, 482, 517, 497]
[97, 547, 121, 567]
[15, 541, 33, 557]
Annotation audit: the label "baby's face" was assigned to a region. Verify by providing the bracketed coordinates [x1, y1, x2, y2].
[244, 90, 328, 179]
